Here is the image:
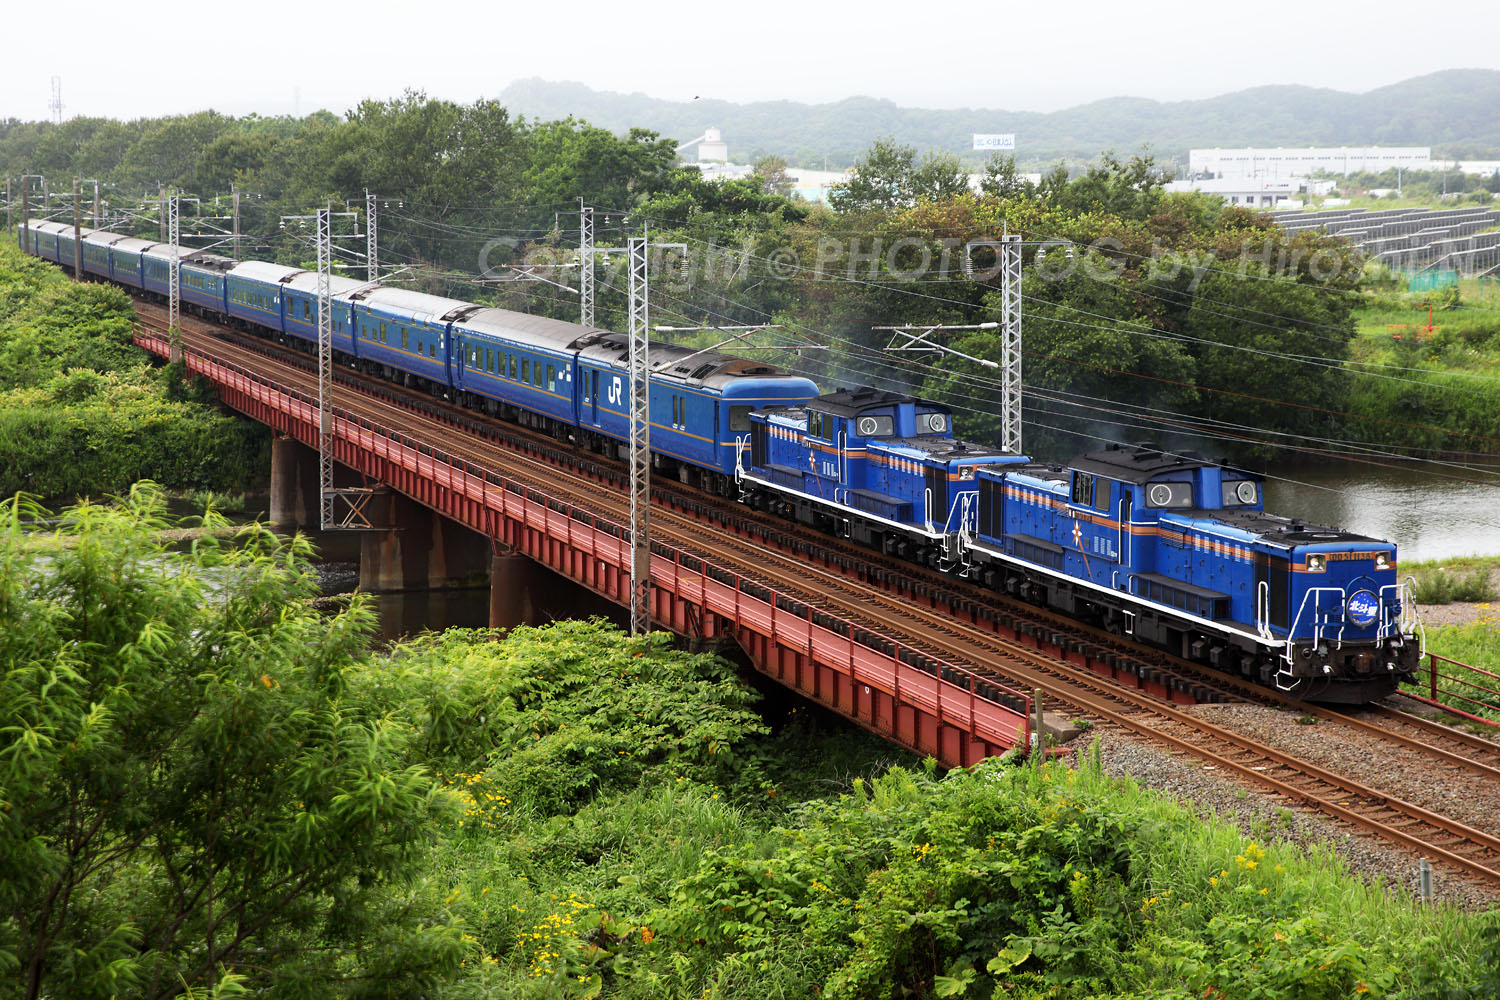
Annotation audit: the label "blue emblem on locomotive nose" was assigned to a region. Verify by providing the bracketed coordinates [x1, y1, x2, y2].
[1346, 590, 1380, 627]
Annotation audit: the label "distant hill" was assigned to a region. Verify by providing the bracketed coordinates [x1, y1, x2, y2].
[499, 70, 1500, 168]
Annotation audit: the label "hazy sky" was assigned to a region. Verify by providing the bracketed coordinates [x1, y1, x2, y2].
[8, 0, 1499, 121]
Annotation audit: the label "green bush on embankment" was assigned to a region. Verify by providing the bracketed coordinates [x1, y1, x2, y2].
[5, 488, 1497, 998]
[0, 242, 266, 497]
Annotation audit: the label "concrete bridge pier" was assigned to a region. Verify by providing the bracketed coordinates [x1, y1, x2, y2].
[359, 492, 491, 593]
[269, 435, 319, 530]
[489, 548, 541, 630]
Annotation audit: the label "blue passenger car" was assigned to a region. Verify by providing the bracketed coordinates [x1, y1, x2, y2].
[19, 221, 68, 261]
[282, 271, 363, 355]
[80, 230, 124, 279]
[180, 253, 236, 314]
[226, 261, 300, 334]
[107, 238, 155, 289]
[451, 307, 591, 427]
[578, 338, 820, 477]
[349, 287, 476, 387]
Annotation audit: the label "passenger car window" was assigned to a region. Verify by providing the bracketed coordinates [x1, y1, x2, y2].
[728, 405, 753, 432]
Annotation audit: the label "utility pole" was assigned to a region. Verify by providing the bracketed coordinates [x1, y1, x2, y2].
[961, 235, 1024, 454]
[623, 229, 688, 636]
[366, 189, 378, 282]
[316, 207, 334, 529]
[232, 187, 241, 260]
[579, 199, 595, 327]
[168, 191, 180, 363]
[627, 232, 651, 635]
[91, 179, 99, 228]
[998, 233, 1022, 455]
[71, 178, 81, 280]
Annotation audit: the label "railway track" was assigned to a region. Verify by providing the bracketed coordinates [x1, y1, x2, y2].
[136, 305, 1500, 886]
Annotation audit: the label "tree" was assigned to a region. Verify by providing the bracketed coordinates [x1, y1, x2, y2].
[0, 486, 461, 999]
[831, 138, 973, 213]
[753, 155, 794, 197]
[979, 153, 1035, 200]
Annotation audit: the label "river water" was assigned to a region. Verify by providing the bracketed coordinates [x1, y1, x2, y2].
[1263, 460, 1500, 563]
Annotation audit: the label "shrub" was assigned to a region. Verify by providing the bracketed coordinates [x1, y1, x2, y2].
[1411, 566, 1498, 604]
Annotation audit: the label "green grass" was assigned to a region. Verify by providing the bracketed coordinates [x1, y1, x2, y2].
[1410, 567, 1499, 604]
[1404, 555, 1500, 605]
[1411, 619, 1500, 723]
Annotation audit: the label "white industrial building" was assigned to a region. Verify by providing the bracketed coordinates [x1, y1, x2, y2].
[1189, 147, 1432, 179]
[1163, 176, 1303, 208]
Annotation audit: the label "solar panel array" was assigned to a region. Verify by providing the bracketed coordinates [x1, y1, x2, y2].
[1271, 207, 1500, 273]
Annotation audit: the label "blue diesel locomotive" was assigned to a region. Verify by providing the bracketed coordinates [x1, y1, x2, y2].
[17, 218, 1423, 701]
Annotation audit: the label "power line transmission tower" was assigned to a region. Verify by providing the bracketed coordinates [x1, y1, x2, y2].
[168, 192, 180, 363]
[997, 234, 1022, 454]
[366, 190, 378, 281]
[962, 236, 1023, 453]
[626, 234, 651, 635]
[232, 187, 240, 260]
[281, 206, 379, 529]
[579, 200, 595, 326]
[316, 207, 335, 529]
[71, 178, 81, 281]
[624, 231, 688, 636]
[49, 77, 62, 124]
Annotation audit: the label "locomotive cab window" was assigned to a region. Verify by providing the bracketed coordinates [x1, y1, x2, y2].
[1071, 472, 1095, 508]
[854, 414, 894, 438]
[1222, 479, 1259, 506]
[917, 411, 948, 435]
[807, 411, 828, 439]
[1145, 481, 1194, 508]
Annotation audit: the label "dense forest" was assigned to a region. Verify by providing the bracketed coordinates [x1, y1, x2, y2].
[499, 70, 1500, 167]
[3, 93, 1494, 467]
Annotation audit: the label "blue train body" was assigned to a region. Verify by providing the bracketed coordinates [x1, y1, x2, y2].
[14, 218, 1421, 701]
[743, 388, 1026, 557]
[966, 447, 1417, 700]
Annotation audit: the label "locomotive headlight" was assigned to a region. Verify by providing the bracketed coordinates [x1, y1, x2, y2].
[1306, 554, 1327, 572]
[1375, 552, 1391, 571]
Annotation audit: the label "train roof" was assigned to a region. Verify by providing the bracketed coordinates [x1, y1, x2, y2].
[458, 306, 601, 352]
[182, 252, 238, 274]
[808, 387, 919, 417]
[580, 335, 800, 389]
[25, 220, 72, 235]
[284, 271, 369, 297]
[1164, 508, 1385, 547]
[1069, 444, 1254, 484]
[350, 286, 481, 323]
[142, 242, 213, 263]
[229, 260, 305, 284]
[872, 437, 1016, 461]
[82, 229, 128, 247]
[109, 237, 157, 255]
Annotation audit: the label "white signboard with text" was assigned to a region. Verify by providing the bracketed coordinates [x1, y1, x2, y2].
[973, 134, 1016, 151]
